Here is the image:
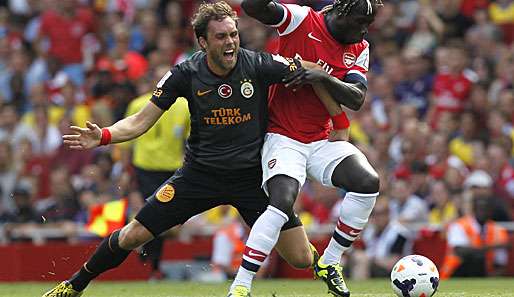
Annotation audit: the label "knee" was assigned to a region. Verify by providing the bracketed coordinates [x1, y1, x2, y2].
[358, 171, 380, 194]
[118, 221, 153, 250]
[269, 193, 296, 216]
[343, 170, 379, 194]
[268, 175, 299, 215]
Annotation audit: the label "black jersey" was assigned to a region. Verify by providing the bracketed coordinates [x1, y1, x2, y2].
[150, 48, 301, 170]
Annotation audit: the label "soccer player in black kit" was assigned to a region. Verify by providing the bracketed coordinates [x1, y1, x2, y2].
[42, 2, 320, 297]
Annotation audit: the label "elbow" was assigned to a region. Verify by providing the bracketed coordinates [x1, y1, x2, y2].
[341, 94, 364, 111]
[350, 97, 365, 111]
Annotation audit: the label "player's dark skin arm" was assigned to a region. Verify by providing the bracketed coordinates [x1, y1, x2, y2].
[283, 68, 367, 111]
[241, 0, 284, 25]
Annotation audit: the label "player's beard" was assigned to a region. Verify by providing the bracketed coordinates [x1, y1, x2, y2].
[206, 44, 238, 75]
[216, 46, 238, 72]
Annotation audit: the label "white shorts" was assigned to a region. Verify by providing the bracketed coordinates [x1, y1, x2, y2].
[261, 133, 365, 194]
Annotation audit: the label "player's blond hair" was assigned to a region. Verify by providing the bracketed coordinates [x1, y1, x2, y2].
[191, 1, 238, 40]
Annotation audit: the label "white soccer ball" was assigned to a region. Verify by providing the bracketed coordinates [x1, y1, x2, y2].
[390, 255, 439, 297]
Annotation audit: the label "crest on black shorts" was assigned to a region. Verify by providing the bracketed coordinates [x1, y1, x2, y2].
[156, 184, 175, 202]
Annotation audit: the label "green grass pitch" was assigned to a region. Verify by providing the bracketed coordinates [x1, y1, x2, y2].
[1, 278, 514, 297]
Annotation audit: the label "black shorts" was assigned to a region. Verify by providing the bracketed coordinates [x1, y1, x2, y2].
[135, 164, 302, 237]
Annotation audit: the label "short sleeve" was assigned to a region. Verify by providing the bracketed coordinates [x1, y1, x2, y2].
[344, 43, 369, 88]
[256, 52, 302, 84]
[150, 66, 189, 110]
[272, 4, 310, 36]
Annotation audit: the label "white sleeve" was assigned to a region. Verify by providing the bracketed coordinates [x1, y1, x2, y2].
[446, 223, 470, 247]
[272, 4, 310, 36]
[211, 233, 233, 267]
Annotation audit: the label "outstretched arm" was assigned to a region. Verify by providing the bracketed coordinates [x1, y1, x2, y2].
[241, 0, 284, 25]
[63, 101, 164, 149]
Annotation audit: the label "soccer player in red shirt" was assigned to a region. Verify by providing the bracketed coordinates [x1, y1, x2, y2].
[227, 1, 382, 297]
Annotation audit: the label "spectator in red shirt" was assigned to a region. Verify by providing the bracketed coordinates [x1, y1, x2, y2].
[487, 141, 514, 209]
[38, 0, 95, 86]
[429, 45, 478, 128]
[95, 22, 148, 83]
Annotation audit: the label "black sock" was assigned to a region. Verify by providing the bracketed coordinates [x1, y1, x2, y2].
[69, 230, 131, 291]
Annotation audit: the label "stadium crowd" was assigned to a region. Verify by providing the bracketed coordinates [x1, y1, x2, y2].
[0, 0, 513, 279]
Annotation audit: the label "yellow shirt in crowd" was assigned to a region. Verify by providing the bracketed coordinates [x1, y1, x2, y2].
[429, 201, 458, 226]
[489, 2, 514, 24]
[120, 92, 190, 171]
[449, 137, 474, 166]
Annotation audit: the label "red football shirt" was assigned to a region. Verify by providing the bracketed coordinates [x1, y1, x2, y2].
[432, 69, 476, 113]
[430, 69, 477, 127]
[40, 8, 95, 64]
[268, 4, 370, 143]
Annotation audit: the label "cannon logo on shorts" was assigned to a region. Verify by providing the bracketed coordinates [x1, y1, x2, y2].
[156, 184, 175, 203]
[268, 159, 277, 169]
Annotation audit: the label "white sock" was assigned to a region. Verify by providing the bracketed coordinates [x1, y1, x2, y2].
[231, 206, 288, 290]
[321, 192, 377, 265]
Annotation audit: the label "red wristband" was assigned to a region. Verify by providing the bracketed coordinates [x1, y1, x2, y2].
[331, 112, 350, 129]
[100, 128, 112, 146]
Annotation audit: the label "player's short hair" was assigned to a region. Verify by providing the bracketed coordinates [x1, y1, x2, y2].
[322, 0, 383, 17]
[191, 1, 238, 40]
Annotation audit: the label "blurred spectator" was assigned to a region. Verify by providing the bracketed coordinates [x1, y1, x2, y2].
[22, 104, 61, 155]
[350, 197, 411, 280]
[428, 180, 459, 227]
[1, 184, 41, 242]
[435, 0, 473, 40]
[211, 216, 246, 280]
[38, 0, 95, 86]
[0, 140, 19, 214]
[394, 52, 433, 117]
[0, 102, 36, 148]
[0, 183, 38, 224]
[389, 178, 429, 228]
[463, 169, 511, 221]
[38, 165, 80, 222]
[441, 195, 510, 278]
[488, 0, 514, 44]
[429, 45, 477, 129]
[96, 22, 148, 83]
[425, 132, 467, 180]
[449, 111, 479, 167]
